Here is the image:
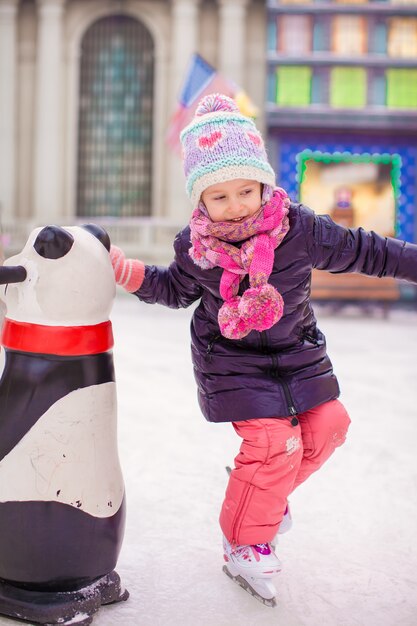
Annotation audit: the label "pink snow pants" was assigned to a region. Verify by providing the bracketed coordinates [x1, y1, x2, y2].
[219, 399, 351, 545]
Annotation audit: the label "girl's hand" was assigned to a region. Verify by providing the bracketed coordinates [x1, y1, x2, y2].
[109, 245, 145, 293]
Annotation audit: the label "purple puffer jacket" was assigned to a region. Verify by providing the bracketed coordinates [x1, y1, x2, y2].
[134, 203, 417, 423]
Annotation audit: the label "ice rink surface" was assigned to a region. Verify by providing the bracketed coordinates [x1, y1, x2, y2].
[1, 294, 417, 626]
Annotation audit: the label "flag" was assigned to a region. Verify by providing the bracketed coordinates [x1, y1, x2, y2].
[166, 53, 234, 153]
[166, 53, 258, 155]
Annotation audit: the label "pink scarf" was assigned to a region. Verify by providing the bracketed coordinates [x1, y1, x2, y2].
[189, 186, 290, 339]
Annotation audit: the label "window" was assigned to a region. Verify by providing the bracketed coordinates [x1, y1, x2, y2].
[330, 67, 367, 107]
[386, 69, 417, 107]
[332, 16, 367, 55]
[279, 15, 312, 55]
[388, 18, 417, 57]
[77, 15, 154, 217]
[276, 66, 312, 106]
[298, 151, 398, 238]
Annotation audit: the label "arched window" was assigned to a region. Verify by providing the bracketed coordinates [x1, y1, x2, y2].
[77, 15, 154, 217]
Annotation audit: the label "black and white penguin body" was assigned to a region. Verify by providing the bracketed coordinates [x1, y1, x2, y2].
[0, 225, 126, 591]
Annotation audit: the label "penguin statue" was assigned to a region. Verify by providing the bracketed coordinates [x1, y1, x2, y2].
[0, 224, 128, 626]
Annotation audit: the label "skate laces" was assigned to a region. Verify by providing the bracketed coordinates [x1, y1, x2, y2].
[254, 543, 272, 555]
[234, 543, 272, 563]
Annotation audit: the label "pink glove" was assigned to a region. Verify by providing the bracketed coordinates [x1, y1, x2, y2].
[109, 245, 145, 293]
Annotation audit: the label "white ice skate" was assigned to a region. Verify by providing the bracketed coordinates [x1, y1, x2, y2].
[222, 537, 281, 607]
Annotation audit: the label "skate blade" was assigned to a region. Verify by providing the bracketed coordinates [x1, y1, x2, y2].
[222, 565, 277, 608]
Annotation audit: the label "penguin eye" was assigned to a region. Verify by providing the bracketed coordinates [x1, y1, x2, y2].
[80, 224, 111, 251]
[33, 226, 74, 259]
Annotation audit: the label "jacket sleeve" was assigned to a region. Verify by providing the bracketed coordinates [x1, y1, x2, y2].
[132, 231, 203, 309]
[300, 205, 417, 284]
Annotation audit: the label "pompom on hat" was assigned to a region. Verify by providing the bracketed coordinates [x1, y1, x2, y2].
[180, 94, 276, 208]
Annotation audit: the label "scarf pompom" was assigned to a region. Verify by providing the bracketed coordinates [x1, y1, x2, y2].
[218, 284, 284, 339]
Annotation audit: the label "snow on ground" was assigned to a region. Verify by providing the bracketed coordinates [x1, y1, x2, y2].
[1, 294, 417, 626]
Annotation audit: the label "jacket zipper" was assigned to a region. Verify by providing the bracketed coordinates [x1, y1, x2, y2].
[271, 354, 298, 420]
[259, 330, 268, 353]
[206, 334, 221, 361]
[260, 332, 298, 421]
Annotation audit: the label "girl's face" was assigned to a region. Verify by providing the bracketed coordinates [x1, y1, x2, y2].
[201, 179, 262, 223]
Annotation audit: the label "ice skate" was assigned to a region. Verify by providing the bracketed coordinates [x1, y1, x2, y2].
[222, 537, 281, 607]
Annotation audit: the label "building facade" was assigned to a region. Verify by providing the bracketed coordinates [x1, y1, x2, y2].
[266, 0, 417, 251]
[0, 0, 267, 258]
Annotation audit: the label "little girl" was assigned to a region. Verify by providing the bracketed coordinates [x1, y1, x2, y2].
[110, 94, 417, 606]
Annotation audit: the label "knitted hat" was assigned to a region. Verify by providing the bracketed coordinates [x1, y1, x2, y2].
[180, 94, 276, 209]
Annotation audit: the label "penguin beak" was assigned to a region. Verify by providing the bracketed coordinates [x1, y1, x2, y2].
[0, 265, 27, 285]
